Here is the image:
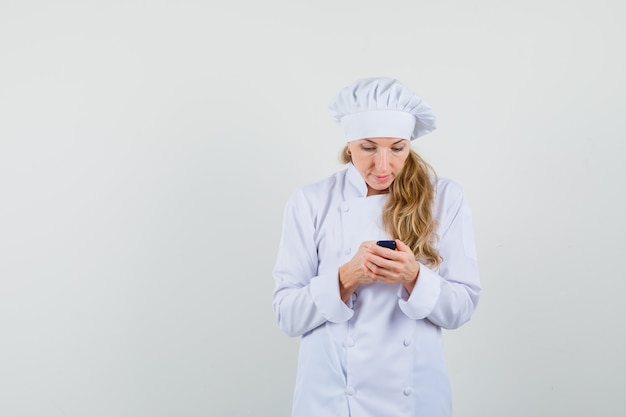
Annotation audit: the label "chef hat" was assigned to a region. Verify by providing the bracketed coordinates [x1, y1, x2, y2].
[328, 77, 436, 142]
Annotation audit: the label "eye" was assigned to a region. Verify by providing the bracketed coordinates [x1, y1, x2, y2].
[392, 146, 405, 152]
[361, 145, 375, 152]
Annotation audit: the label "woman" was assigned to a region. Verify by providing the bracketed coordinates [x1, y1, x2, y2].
[272, 77, 481, 417]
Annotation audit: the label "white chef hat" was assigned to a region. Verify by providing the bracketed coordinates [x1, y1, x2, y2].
[328, 77, 436, 142]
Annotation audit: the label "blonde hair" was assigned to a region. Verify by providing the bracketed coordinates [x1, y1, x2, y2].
[341, 146, 442, 268]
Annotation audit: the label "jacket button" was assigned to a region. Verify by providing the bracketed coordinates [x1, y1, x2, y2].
[346, 386, 356, 396]
[351, 293, 357, 303]
[403, 387, 413, 396]
[342, 204, 350, 212]
[403, 338, 412, 347]
[345, 338, 355, 347]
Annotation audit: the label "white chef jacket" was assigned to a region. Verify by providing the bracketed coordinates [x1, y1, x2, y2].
[272, 163, 481, 417]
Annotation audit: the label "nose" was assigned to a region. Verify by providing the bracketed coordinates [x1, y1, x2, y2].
[375, 149, 389, 171]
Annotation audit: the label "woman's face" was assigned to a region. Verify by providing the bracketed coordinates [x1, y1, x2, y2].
[347, 137, 411, 196]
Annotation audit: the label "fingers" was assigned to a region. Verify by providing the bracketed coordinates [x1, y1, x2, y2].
[367, 242, 401, 261]
[368, 239, 412, 261]
[364, 253, 403, 281]
[343, 242, 379, 285]
[363, 240, 418, 283]
[394, 239, 412, 253]
[365, 255, 393, 273]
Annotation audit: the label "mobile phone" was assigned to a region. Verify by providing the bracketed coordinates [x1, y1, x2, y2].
[376, 240, 397, 250]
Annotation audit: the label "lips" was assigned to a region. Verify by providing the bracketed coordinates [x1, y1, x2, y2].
[373, 175, 390, 183]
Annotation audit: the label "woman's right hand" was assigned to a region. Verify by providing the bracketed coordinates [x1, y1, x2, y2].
[338, 241, 378, 302]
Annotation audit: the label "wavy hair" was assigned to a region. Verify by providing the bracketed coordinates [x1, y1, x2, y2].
[341, 147, 442, 268]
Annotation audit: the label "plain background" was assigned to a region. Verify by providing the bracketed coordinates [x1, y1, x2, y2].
[1, 1, 625, 416]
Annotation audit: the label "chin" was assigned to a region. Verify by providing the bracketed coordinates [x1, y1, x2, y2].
[367, 185, 392, 195]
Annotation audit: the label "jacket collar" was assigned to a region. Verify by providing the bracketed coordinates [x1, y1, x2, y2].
[345, 163, 369, 198]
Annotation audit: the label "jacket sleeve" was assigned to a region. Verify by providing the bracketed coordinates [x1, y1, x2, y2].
[272, 189, 354, 337]
[397, 182, 481, 329]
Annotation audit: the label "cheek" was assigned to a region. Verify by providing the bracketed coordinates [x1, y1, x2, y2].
[392, 154, 409, 168]
[351, 154, 371, 168]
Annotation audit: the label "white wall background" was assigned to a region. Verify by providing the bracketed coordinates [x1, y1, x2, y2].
[1, 1, 625, 416]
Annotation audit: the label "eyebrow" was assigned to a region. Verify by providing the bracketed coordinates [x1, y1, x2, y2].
[363, 139, 406, 145]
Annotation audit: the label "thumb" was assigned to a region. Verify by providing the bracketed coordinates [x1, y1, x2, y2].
[395, 239, 412, 254]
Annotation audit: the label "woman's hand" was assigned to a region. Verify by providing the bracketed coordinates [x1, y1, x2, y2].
[339, 240, 421, 302]
[363, 240, 420, 293]
[338, 241, 378, 302]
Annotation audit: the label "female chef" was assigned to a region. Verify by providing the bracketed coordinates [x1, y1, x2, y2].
[272, 77, 481, 417]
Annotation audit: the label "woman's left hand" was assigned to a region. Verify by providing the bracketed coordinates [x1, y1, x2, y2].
[364, 240, 420, 293]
